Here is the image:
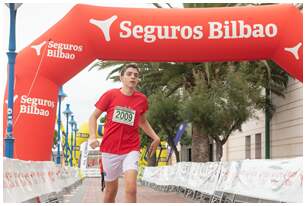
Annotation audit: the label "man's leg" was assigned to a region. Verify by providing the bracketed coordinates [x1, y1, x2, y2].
[124, 170, 138, 203]
[104, 178, 118, 203]
[101, 152, 123, 203]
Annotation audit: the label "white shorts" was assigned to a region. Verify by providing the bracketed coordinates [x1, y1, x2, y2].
[101, 151, 140, 182]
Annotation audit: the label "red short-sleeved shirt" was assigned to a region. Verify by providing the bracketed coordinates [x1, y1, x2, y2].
[95, 88, 148, 154]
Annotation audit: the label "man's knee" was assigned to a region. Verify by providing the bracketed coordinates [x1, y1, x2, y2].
[124, 170, 137, 192]
[125, 183, 137, 196]
[106, 184, 117, 193]
[105, 180, 118, 193]
[104, 184, 117, 202]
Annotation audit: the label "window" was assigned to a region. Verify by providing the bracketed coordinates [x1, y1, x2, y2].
[188, 148, 192, 162]
[245, 135, 251, 159]
[209, 143, 213, 161]
[255, 133, 262, 159]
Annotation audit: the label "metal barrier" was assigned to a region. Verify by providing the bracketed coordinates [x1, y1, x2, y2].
[140, 158, 302, 203]
[139, 179, 286, 203]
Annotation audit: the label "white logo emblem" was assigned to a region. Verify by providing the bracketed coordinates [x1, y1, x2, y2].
[284, 42, 302, 60]
[89, 15, 118, 42]
[31, 41, 47, 56]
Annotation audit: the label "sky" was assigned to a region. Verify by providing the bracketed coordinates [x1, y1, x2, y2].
[0, 2, 183, 132]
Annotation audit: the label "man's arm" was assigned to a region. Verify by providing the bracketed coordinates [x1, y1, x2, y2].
[88, 108, 102, 148]
[139, 114, 160, 157]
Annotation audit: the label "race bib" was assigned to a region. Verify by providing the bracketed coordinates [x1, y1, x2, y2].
[112, 106, 136, 126]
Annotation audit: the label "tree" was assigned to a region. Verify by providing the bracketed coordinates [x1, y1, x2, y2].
[145, 91, 184, 163]
[183, 66, 258, 161]
[182, 60, 289, 161]
[239, 60, 289, 118]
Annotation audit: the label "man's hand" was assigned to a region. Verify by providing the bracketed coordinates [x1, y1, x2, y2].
[148, 138, 160, 158]
[88, 137, 100, 149]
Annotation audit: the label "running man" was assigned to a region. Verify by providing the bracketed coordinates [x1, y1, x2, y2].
[88, 63, 160, 203]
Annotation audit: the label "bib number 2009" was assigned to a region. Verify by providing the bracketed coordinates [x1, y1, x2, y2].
[112, 106, 135, 126]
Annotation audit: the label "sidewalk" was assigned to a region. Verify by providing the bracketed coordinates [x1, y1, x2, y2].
[63, 177, 197, 203]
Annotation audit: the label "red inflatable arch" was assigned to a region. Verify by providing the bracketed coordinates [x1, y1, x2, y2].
[3, 4, 303, 161]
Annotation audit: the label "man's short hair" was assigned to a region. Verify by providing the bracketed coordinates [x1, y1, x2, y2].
[120, 63, 140, 76]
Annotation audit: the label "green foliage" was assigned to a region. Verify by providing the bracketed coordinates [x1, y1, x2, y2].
[239, 61, 289, 97]
[148, 91, 183, 136]
[184, 3, 237, 8]
[140, 130, 150, 148]
[183, 2, 262, 8]
[238, 60, 289, 118]
[179, 131, 192, 146]
[182, 65, 262, 141]
[140, 91, 184, 147]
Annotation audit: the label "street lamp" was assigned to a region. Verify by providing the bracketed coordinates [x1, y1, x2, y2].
[69, 115, 76, 166]
[73, 123, 79, 163]
[63, 104, 72, 165]
[56, 86, 67, 164]
[4, 3, 22, 158]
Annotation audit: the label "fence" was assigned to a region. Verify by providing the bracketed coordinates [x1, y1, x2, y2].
[140, 157, 303, 203]
[3, 158, 84, 203]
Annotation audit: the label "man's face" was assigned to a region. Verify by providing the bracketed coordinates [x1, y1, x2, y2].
[120, 67, 139, 89]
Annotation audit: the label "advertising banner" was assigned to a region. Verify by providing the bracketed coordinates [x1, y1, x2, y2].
[3, 158, 81, 203]
[216, 157, 303, 202]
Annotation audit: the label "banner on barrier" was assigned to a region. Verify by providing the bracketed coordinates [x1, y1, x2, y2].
[141, 157, 302, 203]
[216, 157, 303, 202]
[3, 158, 81, 203]
[187, 162, 221, 195]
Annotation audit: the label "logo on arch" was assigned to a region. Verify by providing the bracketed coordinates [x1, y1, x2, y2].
[31, 41, 83, 60]
[90, 15, 281, 44]
[89, 15, 118, 42]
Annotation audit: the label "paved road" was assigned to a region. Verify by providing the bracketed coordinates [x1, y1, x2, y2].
[63, 177, 197, 203]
